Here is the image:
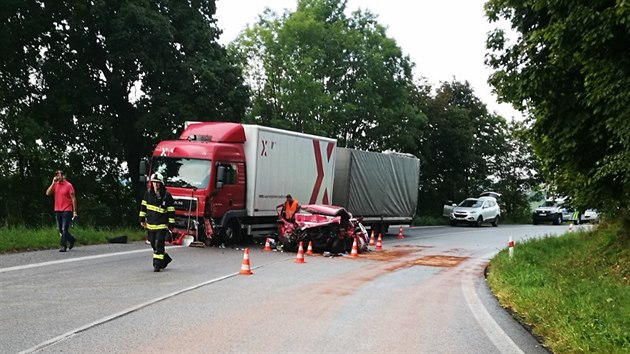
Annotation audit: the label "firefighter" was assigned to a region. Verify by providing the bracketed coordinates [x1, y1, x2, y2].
[139, 173, 175, 272]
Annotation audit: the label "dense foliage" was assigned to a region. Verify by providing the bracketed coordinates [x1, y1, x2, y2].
[485, 0, 630, 218]
[413, 80, 537, 220]
[230, 0, 425, 152]
[1, 0, 539, 227]
[0, 0, 248, 226]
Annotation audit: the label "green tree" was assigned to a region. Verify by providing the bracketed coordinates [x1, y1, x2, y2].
[493, 120, 542, 221]
[0, 0, 248, 226]
[231, 0, 425, 153]
[415, 80, 509, 216]
[485, 0, 630, 216]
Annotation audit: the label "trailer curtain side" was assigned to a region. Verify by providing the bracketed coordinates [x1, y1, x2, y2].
[333, 148, 420, 218]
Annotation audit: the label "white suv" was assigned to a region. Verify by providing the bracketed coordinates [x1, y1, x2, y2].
[448, 196, 501, 227]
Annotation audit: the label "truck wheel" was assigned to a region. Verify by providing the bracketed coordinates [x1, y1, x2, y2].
[475, 216, 483, 227]
[553, 214, 562, 225]
[222, 221, 241, 245]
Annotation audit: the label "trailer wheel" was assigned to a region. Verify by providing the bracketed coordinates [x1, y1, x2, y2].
[371, 223, 387, 236]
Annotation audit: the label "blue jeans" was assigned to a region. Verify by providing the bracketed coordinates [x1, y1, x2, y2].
[56, 211, 75, 247]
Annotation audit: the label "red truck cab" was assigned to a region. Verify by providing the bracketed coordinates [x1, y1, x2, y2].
[144, 122, 247, 246]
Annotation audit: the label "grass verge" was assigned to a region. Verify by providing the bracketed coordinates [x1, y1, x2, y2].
[0, 225, 146, 253]
[487, 222, 630, 353]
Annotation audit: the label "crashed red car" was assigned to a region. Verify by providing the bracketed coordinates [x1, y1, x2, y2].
[276, 204, 368, 254]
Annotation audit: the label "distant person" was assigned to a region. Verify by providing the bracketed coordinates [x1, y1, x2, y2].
[278, 194, 300, 220]
[139, 173, 175, 272]
[45, 170, 78, 252]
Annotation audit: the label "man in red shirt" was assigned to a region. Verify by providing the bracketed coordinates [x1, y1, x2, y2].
[46, 170, 78, 252]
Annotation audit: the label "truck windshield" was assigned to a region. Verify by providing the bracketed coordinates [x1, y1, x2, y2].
[151, 157, 211, 189]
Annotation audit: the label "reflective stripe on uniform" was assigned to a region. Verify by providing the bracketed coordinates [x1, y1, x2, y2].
[139, 211, 146, 217]
[153, 253, 164, 260]
[146, 205, 168, 213]
[146, 223, 168, 230]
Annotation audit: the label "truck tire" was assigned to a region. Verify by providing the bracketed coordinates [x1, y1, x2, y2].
[492, 216, 500, 227]
[371, 223, 389, 236]
[475, 216, 483, 227]
[222, 221, 241, 245]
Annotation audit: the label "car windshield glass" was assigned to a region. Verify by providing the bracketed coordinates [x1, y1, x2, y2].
[541, 201, 558, 207]
[459, 199, 483, 208]
[151, 157, 211, 189]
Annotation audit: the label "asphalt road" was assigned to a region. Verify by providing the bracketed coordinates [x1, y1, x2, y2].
[1, 223, 587, 353]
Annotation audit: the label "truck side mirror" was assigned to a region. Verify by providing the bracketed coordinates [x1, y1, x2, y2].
[139, 159, 149, 183]
[139, 159, 148, 175]
[216, 165, 226, 189]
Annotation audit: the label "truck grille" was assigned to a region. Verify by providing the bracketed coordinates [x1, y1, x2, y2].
[172, 197, 198, 212]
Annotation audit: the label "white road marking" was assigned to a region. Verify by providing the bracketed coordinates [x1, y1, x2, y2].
[0, 246, 181, 274]
[13, 251, 289, 353]
[18, 271, 240, 354]
[461, 253, 525, 354]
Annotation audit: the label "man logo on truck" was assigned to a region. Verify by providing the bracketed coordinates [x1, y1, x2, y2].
[260, 140, 268, 156]
[260, 140, 278, 157]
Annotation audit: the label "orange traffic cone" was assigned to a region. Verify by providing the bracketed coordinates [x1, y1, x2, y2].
[376, 233, 383, 250]
[239, 248, 253, 275]
[306, 241, 314, 255]
[397, 225, 404, 239]
[295, 241, 306, 263]
[369, 230, 375, 246]
[263, 237, 272, 251]
[350, 237, 359, 257]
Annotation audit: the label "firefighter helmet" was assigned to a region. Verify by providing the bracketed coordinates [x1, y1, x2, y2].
[150, 172, 164, 184]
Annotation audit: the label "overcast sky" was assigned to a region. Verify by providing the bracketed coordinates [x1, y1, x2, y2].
[214, 0, 522, 121]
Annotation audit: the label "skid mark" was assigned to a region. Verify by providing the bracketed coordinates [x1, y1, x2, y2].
[392, 244, 434, 249]
[410, 255, 469, 267]
[361, 249, 416, 261]
[351, 247, 469, 269]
